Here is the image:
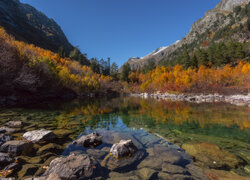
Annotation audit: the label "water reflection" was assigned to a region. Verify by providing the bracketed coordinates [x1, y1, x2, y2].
[0, 96, 250, 178]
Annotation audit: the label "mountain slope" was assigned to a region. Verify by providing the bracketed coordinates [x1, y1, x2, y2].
[125, 0, 250, 70]
[0, 0, 74, 54]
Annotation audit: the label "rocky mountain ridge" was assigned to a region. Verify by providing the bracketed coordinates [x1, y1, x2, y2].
[124, 0, 250, 70]
[0, 0, 74, 54]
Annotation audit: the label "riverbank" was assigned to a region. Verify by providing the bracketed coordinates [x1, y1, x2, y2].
[130, 92, 250, 106]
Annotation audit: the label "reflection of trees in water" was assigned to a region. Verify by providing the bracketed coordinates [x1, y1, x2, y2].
[55, 97, 250, 130]
[118, 97, 250, 130]
[117, 97, 250, 143]
[52, 96, 250, 141]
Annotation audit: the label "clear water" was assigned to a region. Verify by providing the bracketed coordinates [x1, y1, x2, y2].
[0, 96, 249, 178]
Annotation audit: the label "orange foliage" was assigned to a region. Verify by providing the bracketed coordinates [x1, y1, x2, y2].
[0, 27, 112, 93]
[129, 61, 250, 94]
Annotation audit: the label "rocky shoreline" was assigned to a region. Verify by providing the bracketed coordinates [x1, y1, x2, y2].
[130, 92, 250, 107]
[0, 121, 210, 179]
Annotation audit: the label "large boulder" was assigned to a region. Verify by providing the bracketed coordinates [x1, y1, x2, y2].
[23, 129, 56, 143]
[0, 134, 13, 146]
[5, 121, 23, 128]
[43, 154, 94, 179]
[0, 152, 14, 169]
[0, 140, 31, 156]
[72, 132, 102, 148]
[110, 139, 138, 158]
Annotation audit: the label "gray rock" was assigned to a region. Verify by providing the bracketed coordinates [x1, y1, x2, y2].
[43, 154, 94, 179]
[47, 173, 61, 180]
[86, 149, 107, 160]
[161, 163, 190, 175]
[0, 127, 16, 134]
[101, 150, 145, 171]
[0, 152, 14, 169]
[138, 148, 192, 170]
[158, 172, 194, 180]
[23, 129, 56, 143]
[0, 140, 31, 156]
[136, 168, 157, 179]
[6, 121, 23, 127]
[73, 132, 102, 148]
[185, 164, 209, 180]
[110, 139, 138, 158]
[0, 134, 13, 146]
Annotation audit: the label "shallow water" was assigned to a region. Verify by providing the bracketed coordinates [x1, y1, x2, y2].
[0, 96, 249, 179]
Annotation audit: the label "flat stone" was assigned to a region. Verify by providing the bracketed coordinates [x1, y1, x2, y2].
[136, 168, 156, 179]
[86, 149, 107, 160]
[73, 132, 102, 148]
[0, 140, 31, 156]
[23, 129, 56, 143]
[185, 164, 209, 180]
[43, 154, 94, 179]
[5, 121, 23, 128]
[0, 134, 13, 146]
[158, 172, 194, 180]
[161, 163, 190, 175]
[108, 172, 140, 180]
[137, 156, 163, 170]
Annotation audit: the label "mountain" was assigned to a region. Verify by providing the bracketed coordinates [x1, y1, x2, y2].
[0, 0, 74, 54]
[124, 0, 250, 70]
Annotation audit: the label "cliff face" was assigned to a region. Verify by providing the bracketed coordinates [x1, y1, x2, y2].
[0, 0, 73, 54]
[124, 0, 250, 70]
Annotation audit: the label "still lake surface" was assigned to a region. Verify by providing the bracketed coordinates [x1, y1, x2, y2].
[0, 96, 249, 178]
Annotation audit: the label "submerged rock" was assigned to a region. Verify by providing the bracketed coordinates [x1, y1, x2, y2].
[101, 150, 145, 171]
[43, 154, 94, 179]
[37, 143, 64, 155]
[108, 171, 140, 180]
[0, 140, 31, 156]
[23, 129, 56, 143]
[18, 164, 40, 178]
[72, 132, 102, 148]
[161, 163, 190, 175]
[5, 121, 23, 128]
[136, 167, 157, 179]
[182, 142, 239, 169]
[138, 147, 192, 171]
[205, 169, 250, 180]
[0, 152, 14, 169]
[110, 139, 138, 158]
[0, 134, 13, 146]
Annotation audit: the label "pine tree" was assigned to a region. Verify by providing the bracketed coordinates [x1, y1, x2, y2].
[110, 62, 118, 80]
[121, 63, 131, 82]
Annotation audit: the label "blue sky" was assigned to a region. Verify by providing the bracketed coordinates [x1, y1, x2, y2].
[20, 0, 220, 67]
